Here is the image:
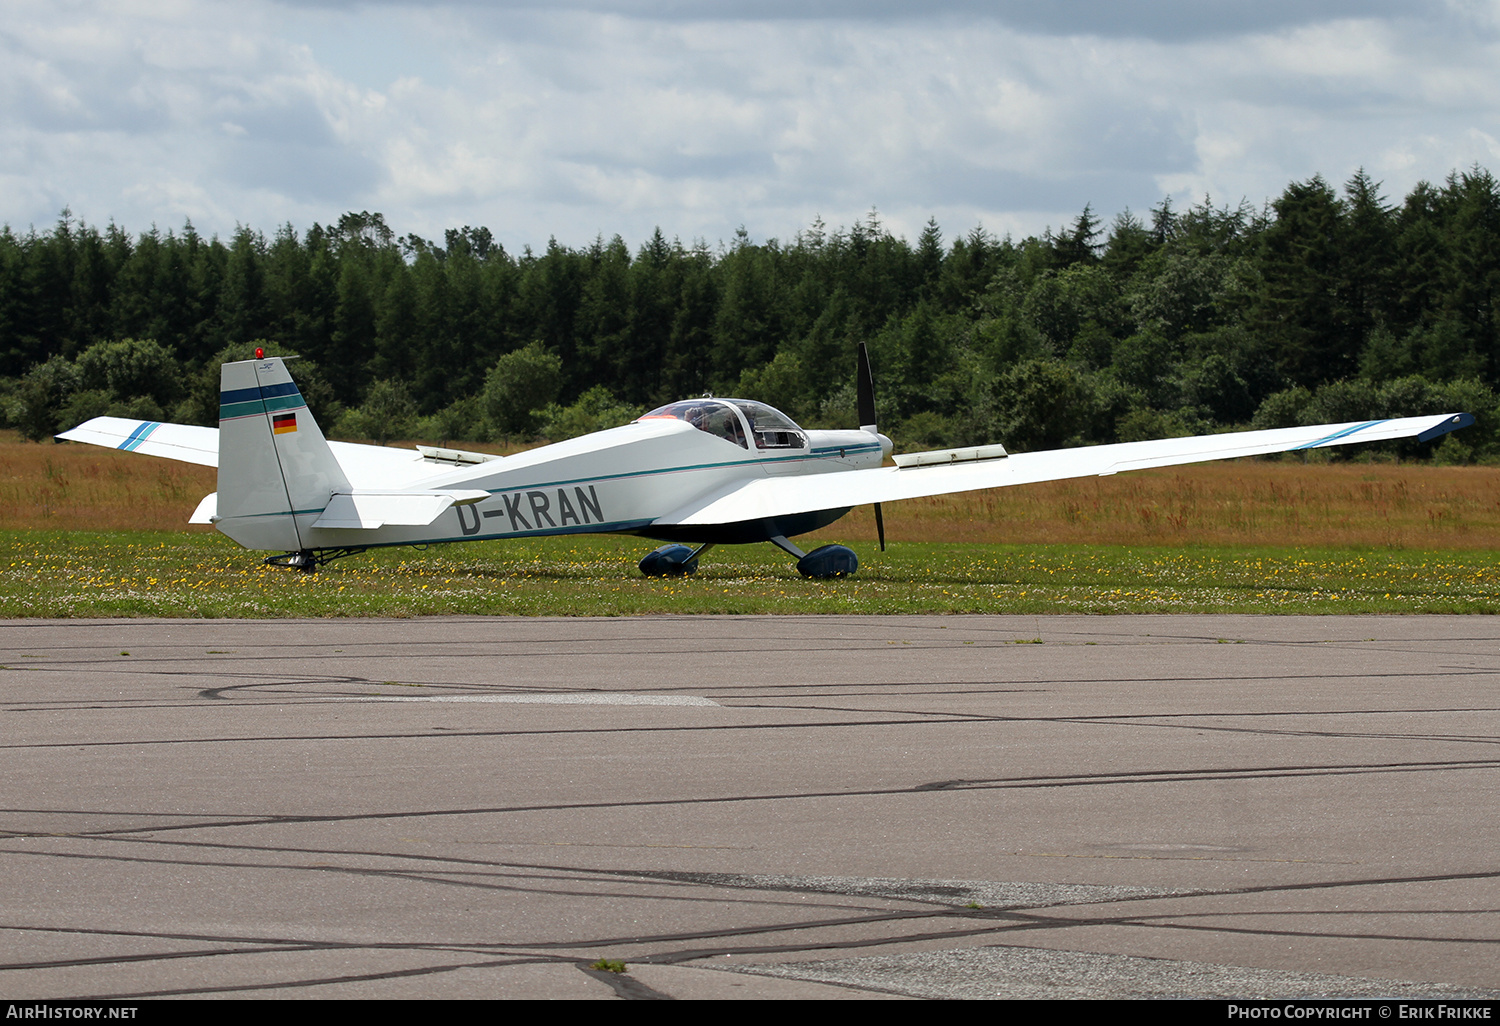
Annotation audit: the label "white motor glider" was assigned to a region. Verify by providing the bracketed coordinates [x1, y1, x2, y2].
[57, 346, 1473, 577]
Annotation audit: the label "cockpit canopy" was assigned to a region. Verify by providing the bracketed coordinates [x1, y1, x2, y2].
[639, 399, 806, 450]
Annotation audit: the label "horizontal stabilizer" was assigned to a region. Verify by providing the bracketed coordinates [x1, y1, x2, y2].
[312, 490, 490, 530]
[189, 493, 217, 524]
[57, 417, 219, 467]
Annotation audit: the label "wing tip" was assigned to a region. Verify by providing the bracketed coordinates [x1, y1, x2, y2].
[1416, 412, 1474, 444]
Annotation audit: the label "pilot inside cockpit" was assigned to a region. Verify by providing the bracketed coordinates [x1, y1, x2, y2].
[685, 404, 742, 446]
[711, 407, 746, 447]
[643, 400, 750, 448]
[640, 398, 806, 450]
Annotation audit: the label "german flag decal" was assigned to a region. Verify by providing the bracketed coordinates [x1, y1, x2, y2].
[272, 412, 298, 435]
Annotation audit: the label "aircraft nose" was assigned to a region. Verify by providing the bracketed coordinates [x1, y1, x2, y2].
[877, 432, 894, 457]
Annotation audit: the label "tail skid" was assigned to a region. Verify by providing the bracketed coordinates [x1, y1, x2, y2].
[264, 547, 368, 572]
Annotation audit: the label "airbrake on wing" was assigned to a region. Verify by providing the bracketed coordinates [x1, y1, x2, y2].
[892, 443, 1009, 468]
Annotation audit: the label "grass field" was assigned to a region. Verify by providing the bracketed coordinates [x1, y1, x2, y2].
[5, 431, 1500, 617]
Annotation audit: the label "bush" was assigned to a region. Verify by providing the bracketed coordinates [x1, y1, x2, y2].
[5, 358, 80, 441]
[539, 386, 642, 441]
[75, 338, 180, 410]
[733, 352, 808, 419]
[419, 396, 487, 446]
[1250, 386, 1314, 430]
[991, 359, 1106, 451]
[1116, 407, 1202, 443]
[482, 342, 563, 439]
[335, 379, 417, 446]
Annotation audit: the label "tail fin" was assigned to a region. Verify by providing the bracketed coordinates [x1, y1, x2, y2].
[215, 357, 349, 551]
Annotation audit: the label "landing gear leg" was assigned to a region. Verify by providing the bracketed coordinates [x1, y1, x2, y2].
[768, 535, 806, 559]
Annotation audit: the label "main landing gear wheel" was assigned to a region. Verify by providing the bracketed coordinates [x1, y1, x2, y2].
[639, 543, 713, 577]
[767, 534, 859, 579]
[795, 544, 859, 579]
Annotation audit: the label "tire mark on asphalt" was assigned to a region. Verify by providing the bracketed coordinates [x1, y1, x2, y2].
[7, 662, 1500, 709]
[2, 756, 1495, 840]
[90, 955, 568, 999]
[3, 701, 1496, 752]
[0, 843, 927, 913]
[3, 854, 1494, 989]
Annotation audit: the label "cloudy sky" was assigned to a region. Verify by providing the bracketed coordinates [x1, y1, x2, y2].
[4, 0, 1499, 252]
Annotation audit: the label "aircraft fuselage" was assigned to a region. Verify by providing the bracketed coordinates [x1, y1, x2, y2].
[214, 412, 885, 553]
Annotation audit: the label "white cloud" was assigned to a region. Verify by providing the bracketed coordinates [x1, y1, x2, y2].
[1, 0, 1498, 250]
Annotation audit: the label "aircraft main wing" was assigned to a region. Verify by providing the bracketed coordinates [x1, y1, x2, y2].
[656, 413, 1475, 527]
[56, 417, 220, 467]
[56, 416, 458, 489]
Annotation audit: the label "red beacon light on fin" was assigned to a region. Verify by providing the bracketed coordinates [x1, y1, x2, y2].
[255, 347, 264, 359]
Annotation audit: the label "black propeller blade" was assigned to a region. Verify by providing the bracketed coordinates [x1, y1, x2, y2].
[857, 342, 885, 552]
[857, 342, 877, 431]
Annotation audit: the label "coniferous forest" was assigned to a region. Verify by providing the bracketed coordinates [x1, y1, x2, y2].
[4, 167, 1500, 460]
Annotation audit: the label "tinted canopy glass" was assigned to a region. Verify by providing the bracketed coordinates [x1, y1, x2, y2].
[639, 399, 807, 450]
[639, 400, 748, 448]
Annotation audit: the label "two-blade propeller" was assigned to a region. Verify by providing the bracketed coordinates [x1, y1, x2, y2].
[856, 342, 886, 552]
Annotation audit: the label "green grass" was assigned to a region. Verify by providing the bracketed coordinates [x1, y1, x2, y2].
[4, 529, 1500, 617]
